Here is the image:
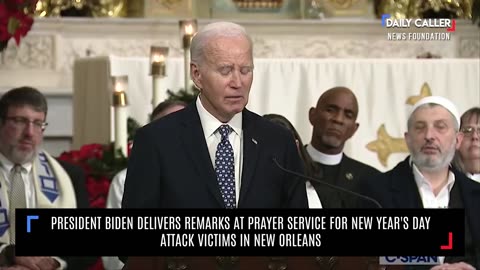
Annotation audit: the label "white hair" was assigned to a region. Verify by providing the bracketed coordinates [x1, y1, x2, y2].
[190, 21, 253, 65]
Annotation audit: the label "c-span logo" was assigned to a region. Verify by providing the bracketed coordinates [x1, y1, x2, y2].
[381, 14, 455, 41]
[379, 256, 441, 265]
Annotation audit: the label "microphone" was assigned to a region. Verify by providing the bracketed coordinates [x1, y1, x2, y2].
[272, 157, 382, 208]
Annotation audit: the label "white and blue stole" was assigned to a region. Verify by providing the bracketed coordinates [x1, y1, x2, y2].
[0, 151, 77, 243]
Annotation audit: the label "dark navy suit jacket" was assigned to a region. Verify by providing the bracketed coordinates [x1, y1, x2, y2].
[122, 102, 308, 209]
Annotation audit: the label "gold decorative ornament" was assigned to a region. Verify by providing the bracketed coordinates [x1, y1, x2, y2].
[366, 83, 433, 167]
[232, 0, 284, 10]
[322, 0, 369, 17]
[406, 82, 432, 105]
[376, 0, 472, 19]
[34, 0, 127, 17]
[366, 124, 409, 167]
[327, 0, 360, 9]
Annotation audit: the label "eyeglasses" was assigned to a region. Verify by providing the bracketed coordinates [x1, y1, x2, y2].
[4, 116, 48, 132]
[460, 126, 480, 137]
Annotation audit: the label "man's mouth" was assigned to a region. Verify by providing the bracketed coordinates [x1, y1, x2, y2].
[421, 145, 439, 154]
[326, 128, 342, 137]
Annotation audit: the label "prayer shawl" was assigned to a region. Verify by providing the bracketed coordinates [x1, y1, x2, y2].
[0, 151, 77, 243]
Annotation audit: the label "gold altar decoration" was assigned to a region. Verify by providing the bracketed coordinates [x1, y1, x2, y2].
[406, 82, 433, 105]
[366, 83, 433, 167]
[321, 0, 369, 16]
[232, 0, 284, 10]
[376, 0, 472, 19]
[34, 0, 127, 17]
[144, 0, 193, 18]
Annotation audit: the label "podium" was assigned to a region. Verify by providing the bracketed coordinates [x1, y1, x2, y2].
[123, 256, 404, 270]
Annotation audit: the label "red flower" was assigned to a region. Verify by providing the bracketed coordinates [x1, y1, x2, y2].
[0, 5, 10, 41]
[127, 140, 133, 157]
[0, 0, 37, 50]
[58, 143, 127, 209]
[87, 258, 105, 270]
[79, 143, 104, 160]
[8, 11, 34, 45]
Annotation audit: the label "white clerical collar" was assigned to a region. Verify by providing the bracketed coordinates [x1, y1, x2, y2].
[468, 173, 480, 183]
[196, 96, 242, 138]
[306, 144, 343, 165]
[0, 151, 33, 173]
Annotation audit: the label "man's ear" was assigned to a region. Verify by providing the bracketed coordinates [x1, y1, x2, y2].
[190, 63, 202, 90]
[348, 122, 360, 139]
[404, 131, 411, 149]
[455, 131, 464, 150]
[308, 107, 316, 125]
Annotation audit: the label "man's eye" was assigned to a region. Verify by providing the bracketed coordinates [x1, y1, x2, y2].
[219, 67, 232, 75]
[240, 67, 252, 75]
[414, 124, 425, 130]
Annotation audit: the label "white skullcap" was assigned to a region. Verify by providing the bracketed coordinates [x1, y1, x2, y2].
[409, 96, 460, 127]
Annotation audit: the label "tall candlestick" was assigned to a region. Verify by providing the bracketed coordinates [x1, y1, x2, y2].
[183, 44, 191, 92]
[112, 76, 129, 157]
[179, 19, 197, 93]
[150, 46, 168, 108]
[152, 76, 162, 107]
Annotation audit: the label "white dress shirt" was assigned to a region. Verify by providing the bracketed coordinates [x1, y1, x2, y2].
[467, 173, 480, 183]
[106, 168, 127, 209]
[0, 152, 35, 208]
[196, 96, 243, 206]
[411, 159, 455, 265]
[304, 144, 344, 209]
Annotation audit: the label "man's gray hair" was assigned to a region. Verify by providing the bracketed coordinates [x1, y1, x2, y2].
[190, 21, 253, 65]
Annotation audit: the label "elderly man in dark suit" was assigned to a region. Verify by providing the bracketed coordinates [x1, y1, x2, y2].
[306, 87, 380, 208]
[122, 22, 307, 210]
[358, 96, 480, 270]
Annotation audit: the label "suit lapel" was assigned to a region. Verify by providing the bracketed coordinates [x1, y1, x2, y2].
[390, 158, 423, 208]
[179, 104, 224, 207]
[337, 155, 356, 184]
[238, 110, 259, 207]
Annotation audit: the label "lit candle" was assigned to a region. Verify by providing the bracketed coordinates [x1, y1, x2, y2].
[150, 46, 168, 108]
[179, 19, 197, 93]
[112, 75, 129, 157]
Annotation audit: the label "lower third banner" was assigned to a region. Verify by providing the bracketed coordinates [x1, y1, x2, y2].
[15, 208, 464, 256]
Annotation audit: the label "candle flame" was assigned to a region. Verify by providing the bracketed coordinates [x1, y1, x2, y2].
[114, 82, 124, 92]
[153, 54, 165, 63]
[185, 24, 194, 35]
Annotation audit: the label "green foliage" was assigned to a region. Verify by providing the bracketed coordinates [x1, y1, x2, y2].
[127, 117, 141, 141]
[126, 86, 198, 141]
[88, 143, 128, 179]
[166, 85, 199, 104]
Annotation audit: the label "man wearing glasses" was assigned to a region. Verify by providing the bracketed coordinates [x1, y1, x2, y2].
[0, 87, 93, 269]
[455, 107, 480, 183]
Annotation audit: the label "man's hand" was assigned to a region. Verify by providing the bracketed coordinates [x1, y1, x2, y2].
[14, 257, 59, 270]
[430, 262, 476, 270]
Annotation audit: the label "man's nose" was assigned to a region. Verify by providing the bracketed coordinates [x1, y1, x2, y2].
[424, 126, 436, 141]
[230, 71, 242, 88]
[331, 112, 345, 124]
[23, 122, 36, 136]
